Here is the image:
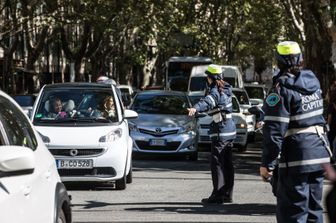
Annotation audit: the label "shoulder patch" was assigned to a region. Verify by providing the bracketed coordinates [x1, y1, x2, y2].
[266, 93, 280, 107]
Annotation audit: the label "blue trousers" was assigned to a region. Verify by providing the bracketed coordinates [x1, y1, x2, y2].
[210, 139, 234, 199]
[276, 170, 324, 223]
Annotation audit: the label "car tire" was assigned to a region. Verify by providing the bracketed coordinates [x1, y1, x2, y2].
[189, 152, 198, 161]
[126, 163, 132, 184]
[57, 208, 66, 223]
[115, 174, 127, 190]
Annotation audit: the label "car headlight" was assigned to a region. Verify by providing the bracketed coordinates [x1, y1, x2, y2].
[99, 128, 122, 142]
[179, 123, 196, 134]
[236, 123, 246, 129]
[128, 122, 138, 132]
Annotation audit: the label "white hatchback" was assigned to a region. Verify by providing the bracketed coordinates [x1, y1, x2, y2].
[31, 83, 138, 190]
[0, 90, 71, 223]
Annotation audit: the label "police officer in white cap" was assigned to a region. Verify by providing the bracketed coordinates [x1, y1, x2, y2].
[188, 64, 236, 204]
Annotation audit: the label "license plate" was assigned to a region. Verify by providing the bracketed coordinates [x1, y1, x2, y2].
[56, 159, 93, 169]
[149, 139, 166, 146]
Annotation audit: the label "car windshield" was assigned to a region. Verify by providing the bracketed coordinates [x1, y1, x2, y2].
[190, 76, 207, 91]
[189, 95, 204, 106]
[120, 88, 129, 94]
[222, 68, 238, 87]
[33, 88, 118, 124]
[233, 90, 250, 105]
[232, 97, 240, 113]
[245, 86, 264, 99]
[223, 77, 235, 87]
[13, 95, 35, 107]
[132, 94, 189, 115]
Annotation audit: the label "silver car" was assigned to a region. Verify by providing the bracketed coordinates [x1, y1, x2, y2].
[129, 90, 198, 160]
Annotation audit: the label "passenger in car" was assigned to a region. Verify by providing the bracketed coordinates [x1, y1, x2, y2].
[101, 96, 116, 119]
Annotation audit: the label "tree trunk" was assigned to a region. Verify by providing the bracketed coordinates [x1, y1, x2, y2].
[302, 0, 334, 91]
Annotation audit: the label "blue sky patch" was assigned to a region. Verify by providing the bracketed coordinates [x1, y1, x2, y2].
[266, 93, 280, 107]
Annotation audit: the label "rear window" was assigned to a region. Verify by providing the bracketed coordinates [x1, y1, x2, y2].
[13, 95, 35, 107]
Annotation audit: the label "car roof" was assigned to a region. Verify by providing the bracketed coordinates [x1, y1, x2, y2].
[136, 90, 187, 96]
[232, 88, 246, 92]
[43, 82, 113, 90]
[118, 85, 132, 88]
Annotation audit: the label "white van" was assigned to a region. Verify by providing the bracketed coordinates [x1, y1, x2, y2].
[188, 65, 244, 93]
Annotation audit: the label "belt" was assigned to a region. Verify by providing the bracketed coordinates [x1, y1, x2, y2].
[285, 125, 333, 157]
[284, 125, 324, 137]
[208, 109, 232, 119]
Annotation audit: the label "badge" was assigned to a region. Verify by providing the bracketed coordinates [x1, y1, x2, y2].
[266, 93, 280, 106]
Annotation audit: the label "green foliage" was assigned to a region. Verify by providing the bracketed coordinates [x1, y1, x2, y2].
[1, 0, 306, 88]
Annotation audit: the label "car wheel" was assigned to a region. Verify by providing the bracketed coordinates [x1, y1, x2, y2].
[115, 174, 127, 190]
[189, 152, 198, 161]
[57, 208, 66, 223]
[126, 163, 133, 184]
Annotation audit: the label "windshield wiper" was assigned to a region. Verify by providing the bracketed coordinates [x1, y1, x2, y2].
[76, 117, 111, 123]
[36, 117, 111, 123]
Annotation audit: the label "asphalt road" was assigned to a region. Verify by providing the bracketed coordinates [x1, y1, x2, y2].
[67, 142, 332, 223]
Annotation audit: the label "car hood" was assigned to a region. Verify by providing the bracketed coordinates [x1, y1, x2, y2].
[35, 126, 119, 146]
[250, 98, 263, 106]
[131, 114, 193, 127]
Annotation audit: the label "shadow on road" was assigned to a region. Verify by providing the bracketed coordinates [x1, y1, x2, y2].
[133, 142, 263, 177]
[72, 200, 275, 216]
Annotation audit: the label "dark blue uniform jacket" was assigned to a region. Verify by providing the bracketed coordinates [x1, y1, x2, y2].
[262, 70, 331, 174]
[194, 82, 236, 141]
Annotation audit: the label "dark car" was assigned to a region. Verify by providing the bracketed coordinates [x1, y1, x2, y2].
[12, 94, 36, 116]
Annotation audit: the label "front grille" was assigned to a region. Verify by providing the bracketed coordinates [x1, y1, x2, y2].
[58, 167, 116, 177]
[135, 140, 181, 151]
[49, 149, 104, 157]
[200, 124, 210, 129]
[139, 128, 179, 137]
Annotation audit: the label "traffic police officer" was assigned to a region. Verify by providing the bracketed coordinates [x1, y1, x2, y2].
[260, 41, 332, 222]
[188, 64, 236, 204]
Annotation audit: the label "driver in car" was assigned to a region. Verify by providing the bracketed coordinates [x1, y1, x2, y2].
[47, 98, 67, 118]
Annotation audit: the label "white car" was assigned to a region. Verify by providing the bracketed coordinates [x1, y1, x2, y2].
[31, 83, 138, 190]
[0, 90, 71, 223]
[232, 88, 256, 140]
[244, 83, 267, 106]
[189, 93, 248, 151]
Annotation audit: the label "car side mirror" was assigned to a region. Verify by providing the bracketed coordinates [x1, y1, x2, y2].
[248, 106, 264, 115]
[0, 146, 35, 177]
[124, 109, 138, 119]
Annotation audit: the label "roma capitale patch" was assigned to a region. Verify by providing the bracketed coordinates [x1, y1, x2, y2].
[266, 93, 280, 107]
